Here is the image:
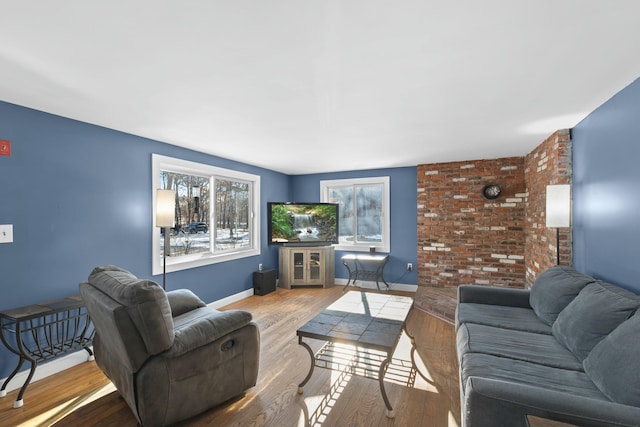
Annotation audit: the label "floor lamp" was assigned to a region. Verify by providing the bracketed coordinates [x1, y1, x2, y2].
[156, 189, 176, 290]
[546, 184, 571, 265]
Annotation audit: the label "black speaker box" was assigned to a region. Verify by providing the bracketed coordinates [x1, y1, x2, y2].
[253, 269, 276, 295]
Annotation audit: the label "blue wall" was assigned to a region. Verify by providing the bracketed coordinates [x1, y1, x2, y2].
[0, 100, 417, 378]
[572, 77, 640, 293]
[0, 101, 292, 377]
[291, 169, 418, 285]
[0, 101, 289, 308]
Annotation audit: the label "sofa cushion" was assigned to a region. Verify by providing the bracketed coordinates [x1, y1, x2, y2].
[583, 312, 640, 406]
[552, 281, 640, 362]
[88, 265, 174, 355]
[460, 352, 605, 400]
[530, 266, 595, 326]
[457, 323, 583, 371]
[456, 303, 552, 334]
[166, 289, 206, 317]
[169, 308, 254, 357]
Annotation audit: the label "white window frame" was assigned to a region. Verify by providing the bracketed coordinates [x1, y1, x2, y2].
[152, 154, 260, 275]
[320, 176, 390, 253]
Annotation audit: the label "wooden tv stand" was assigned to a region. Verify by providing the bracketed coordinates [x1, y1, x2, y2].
[278, 245, 335, 288]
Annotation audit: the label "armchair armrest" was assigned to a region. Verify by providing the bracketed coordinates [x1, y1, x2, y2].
[458, 285, 531, 308]
[166, 308, 253, 358]
[465, 376, 640, 427]
[166, 289, 206, 317]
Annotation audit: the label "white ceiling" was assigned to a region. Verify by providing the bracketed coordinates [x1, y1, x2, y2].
[1, 1, 640, 175]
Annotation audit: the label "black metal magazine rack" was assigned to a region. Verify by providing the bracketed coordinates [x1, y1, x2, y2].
[0, 295, 94, 408]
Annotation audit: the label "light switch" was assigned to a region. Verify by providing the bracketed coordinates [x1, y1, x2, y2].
[0, 224, 13, 243]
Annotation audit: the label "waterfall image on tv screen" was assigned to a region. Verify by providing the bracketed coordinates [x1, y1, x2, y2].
[268, 203, 338, 244]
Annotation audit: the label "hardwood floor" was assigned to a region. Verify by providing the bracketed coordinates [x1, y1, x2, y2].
[0, 286, 460, 427]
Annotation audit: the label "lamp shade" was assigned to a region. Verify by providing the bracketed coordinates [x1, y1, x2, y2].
[156, 189, 176, 228]
[546, 184, 571, 227]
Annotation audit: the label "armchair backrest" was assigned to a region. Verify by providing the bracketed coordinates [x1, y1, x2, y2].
[80, 265, 174, 372]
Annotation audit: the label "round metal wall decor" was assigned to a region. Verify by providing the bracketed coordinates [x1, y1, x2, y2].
[482, 184, 501, 200]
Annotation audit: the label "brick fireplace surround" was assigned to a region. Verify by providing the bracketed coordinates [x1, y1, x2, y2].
[414, 130, 571, 321]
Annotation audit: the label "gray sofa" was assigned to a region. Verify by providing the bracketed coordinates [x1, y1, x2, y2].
[79, 265, 260, 427]
[455, 265, 640, 427]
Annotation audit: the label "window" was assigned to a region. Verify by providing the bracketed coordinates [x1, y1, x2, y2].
[320, 177, 390, 252]
[152, 154, 260, 275]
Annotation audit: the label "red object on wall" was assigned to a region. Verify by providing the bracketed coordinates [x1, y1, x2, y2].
[0, 140, 10, 156]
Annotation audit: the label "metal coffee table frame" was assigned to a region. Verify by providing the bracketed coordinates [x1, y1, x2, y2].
[296, 291, 428, 418]
[341, 254, 390, 291]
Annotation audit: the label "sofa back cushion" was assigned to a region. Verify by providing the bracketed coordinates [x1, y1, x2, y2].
[88, 265, 175, 355]
[583, 312, 640, 406]
[530, 265, 595, 326]
[80, 281, 151, 372]
[552, 281, 640, 361]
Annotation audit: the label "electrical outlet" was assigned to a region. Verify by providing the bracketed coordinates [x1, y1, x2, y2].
[407, 263, 413, 272]
[0, 224, 13, 243]
[259, 263, 263, 271]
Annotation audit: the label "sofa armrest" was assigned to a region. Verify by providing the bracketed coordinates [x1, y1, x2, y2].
[458, 285, 531, 308]
[165, 308, 253, 358]
[464, 376, 640, 427]
[166, 289, 206, 317]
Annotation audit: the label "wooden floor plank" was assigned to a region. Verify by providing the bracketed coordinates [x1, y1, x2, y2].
[0, 286, 461, 427]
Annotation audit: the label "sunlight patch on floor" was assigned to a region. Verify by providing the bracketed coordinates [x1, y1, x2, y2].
[449, 410, 460, 427]
[300, 368, 352, 427]
[394, 332, 439, 393]
[16, 382, 116, 427]
[295, 331, 441, 426]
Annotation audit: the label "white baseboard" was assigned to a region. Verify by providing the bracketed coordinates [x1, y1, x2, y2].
[0, 348, 94, 395]
[334, 278, 417, 293]
[207, 288, 255, 309]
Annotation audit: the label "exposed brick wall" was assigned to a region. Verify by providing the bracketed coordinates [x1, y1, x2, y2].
[417, 157, 526, 288]
[524, 129, 572, 286]
[414, 130, 572, 299]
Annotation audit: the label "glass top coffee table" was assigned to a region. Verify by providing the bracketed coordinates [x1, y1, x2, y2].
[296, 290, 424, 418]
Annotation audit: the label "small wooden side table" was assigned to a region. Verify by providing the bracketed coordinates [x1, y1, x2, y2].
[0, 295, 94, 408]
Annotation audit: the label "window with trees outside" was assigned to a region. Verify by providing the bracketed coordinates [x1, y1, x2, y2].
[152, 154, 260, 275]
[320, 177, 390, 252]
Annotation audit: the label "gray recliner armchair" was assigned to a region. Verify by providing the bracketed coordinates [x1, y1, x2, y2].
[79, 265, 260, 427]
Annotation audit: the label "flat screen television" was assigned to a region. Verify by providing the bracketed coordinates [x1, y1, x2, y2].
[268, 202, 339, 245]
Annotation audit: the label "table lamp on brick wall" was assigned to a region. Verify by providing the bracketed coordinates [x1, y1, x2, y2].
[546, 184, 571, 265]
[156, 189, 176, 290]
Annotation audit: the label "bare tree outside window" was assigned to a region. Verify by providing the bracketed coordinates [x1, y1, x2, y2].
[160, 171, 210, 257]
[321, 177, 390, 252]
[215, 178, 251, 250]
[152, 154, 260, 276]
